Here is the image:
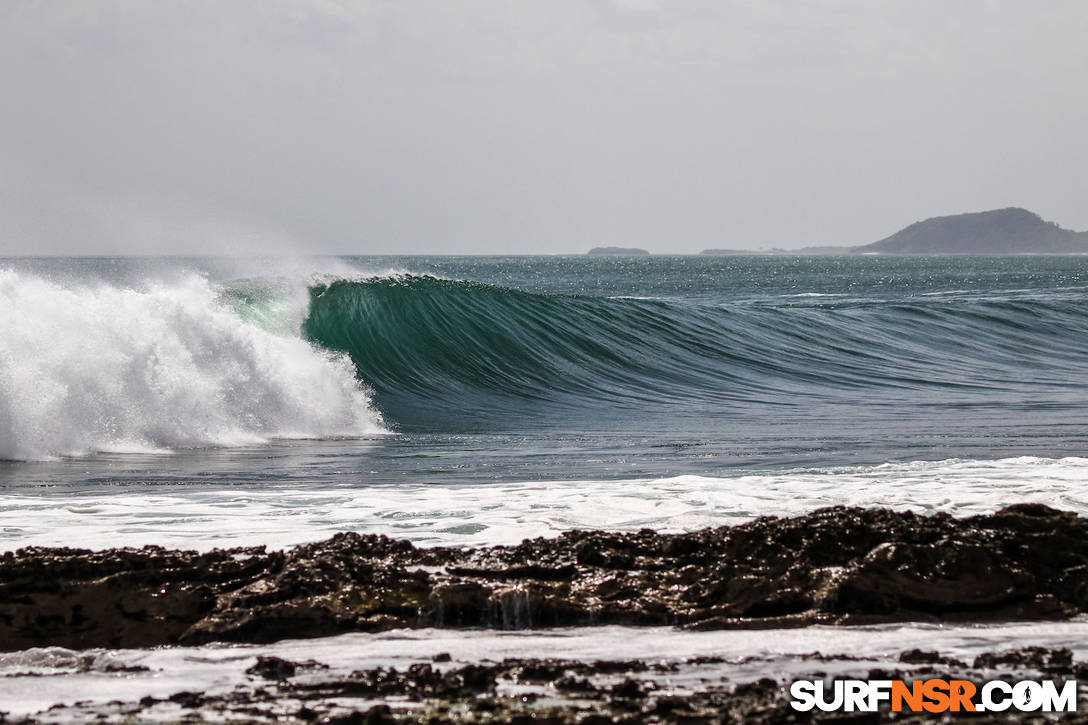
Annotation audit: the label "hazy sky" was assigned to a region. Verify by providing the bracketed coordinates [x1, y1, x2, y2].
[2, 1, 1086, 255]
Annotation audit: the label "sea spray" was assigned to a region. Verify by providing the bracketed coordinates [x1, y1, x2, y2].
[0, 270, 383, 460]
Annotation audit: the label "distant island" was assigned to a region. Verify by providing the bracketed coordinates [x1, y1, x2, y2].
[699, 208, 1088, 255]
[852, 208, 1088, 254]
[587, 246, 650, 255]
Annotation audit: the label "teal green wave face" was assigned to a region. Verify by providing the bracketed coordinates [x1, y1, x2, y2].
[297, 272, 1088, 433]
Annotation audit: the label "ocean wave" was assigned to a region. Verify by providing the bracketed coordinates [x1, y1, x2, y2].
[295, 274, 1088, 429]
[0, 270, 384, 461]
[7, 266, 1088, 454]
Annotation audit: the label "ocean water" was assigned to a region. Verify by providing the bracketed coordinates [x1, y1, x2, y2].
[3, 254, 1088, 550]
[5, 255, 1088, 716]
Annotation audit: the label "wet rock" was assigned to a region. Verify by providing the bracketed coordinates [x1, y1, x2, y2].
[898, 649, 968, 668]
[6, 505, 1088, 650]
[247, 655, 298, 680]
[24, 651, 1088, 724]
[553, 674, 596, 692]
[609, 678, 650, 699]
[973, 646, 1074, 672]
[167, 691, 205, 708]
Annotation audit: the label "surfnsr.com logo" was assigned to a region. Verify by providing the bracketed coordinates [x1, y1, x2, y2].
[790, 678, 1077, 713]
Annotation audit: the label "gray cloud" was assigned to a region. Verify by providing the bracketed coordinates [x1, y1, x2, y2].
[2, 1, 1086, 254]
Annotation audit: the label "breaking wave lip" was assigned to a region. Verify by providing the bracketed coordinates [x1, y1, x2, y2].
[0, 269, 386, 462]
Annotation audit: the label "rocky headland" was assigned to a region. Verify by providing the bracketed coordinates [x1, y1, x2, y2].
[853, 207, 1088, 255]
[698, 207, 1088, 255]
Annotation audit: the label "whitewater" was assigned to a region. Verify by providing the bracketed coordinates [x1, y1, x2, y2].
[2, 456, 1086, 551]
[0, 267, 384, 461]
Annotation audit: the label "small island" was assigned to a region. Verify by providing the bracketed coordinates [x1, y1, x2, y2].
[587, 246, 650, 255]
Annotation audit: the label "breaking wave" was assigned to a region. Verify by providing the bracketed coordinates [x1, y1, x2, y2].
[7, 265, 1088, 457]
[299, 274, 1088, 429]
[0, 270, 383, 460]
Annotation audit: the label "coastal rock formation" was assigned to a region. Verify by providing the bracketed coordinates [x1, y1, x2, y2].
[697, 208, 1088, 255]
[3, 504, 1087, 650]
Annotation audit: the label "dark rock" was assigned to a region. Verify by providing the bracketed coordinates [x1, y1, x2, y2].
[5, 505, 1088, 650]
[973, 646, 1074, 671]
[247, 655, 298, 680]
[609, 678, 649, 699]
[553, 675, 595, 692]
[898, 649, 968, 668]
[25, 652, 1088, 724]
[167, 691, 204, 708]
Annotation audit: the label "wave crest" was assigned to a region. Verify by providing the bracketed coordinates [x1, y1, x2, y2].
[0, 270, 383, 460]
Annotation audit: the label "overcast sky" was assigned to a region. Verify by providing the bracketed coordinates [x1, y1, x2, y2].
[1, 1, 1086, 255]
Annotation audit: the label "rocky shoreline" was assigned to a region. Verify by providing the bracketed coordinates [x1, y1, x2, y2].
[3, 503, 1088, 651]
[11, 646, 1088, 723]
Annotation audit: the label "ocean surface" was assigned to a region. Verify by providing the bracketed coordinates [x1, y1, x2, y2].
[3, 254, 1088, 550]
[4, 254, 1088, 716]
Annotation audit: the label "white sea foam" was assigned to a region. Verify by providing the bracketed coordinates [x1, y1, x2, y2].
[0, 269, 384, 460]
[2, 456, 1084, 551]
[3, 620, 1088, 718]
